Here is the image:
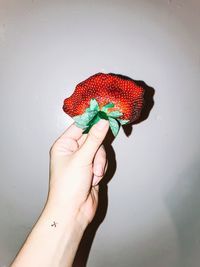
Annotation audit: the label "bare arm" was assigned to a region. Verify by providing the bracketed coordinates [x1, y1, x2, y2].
[11, 119, 109, 267]
[11, 202, 87, 267]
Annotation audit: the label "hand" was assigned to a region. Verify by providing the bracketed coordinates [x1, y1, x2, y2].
[47, 119, 110, 227]
[11, 119, 110, 267]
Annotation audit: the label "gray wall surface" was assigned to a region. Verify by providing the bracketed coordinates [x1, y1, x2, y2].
[1, 0, 200, 266]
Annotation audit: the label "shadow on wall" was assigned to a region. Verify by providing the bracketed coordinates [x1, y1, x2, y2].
[109, 73, 155, 137]
[165, 156, 200, 267]
[73, 74, 155, 267]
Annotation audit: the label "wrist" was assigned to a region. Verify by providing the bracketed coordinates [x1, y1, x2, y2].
[11, 199, 88, 267]
[44, 198, 88, 232]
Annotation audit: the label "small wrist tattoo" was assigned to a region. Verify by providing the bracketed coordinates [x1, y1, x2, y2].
[51, 221, 57, 227]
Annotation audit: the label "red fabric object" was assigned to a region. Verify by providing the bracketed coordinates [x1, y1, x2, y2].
[63, 73, 144, 123]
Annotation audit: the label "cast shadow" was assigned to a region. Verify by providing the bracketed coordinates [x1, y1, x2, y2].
[72, 129, 116, 267]
[72, 73, 155, 267]
[165, 157, 200, 267]
[109, 73, 155, 137]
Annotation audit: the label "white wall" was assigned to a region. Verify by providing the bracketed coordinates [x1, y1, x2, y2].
[1, 0, 200, 266]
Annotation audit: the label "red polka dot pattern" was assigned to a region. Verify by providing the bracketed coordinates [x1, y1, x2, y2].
[63, 73, 144, 123]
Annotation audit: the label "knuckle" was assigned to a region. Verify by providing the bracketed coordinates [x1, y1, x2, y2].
[96, 146, 106, 160]
[99, 145, 106, 157]
[49, 142, 57, 156]
[98, 154, 106, 163]
[89, 130, 102, 143]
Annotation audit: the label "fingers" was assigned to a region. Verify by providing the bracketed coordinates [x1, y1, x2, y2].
[92, 145, 107, 186]
[92, 163, 108, 186]
[50, 123, 83, 155]
[78, 119, 109, 163]
[93, 145, 106, 176]
[57, 123, 83, 142]
[77, 134, 88, 148]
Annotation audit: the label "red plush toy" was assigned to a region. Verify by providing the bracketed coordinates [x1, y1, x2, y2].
[63, 73, 144, 136]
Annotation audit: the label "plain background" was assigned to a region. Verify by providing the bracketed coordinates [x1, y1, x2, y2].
[1, 0, 200, 266]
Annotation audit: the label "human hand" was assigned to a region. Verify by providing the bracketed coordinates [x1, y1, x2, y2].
[47, 119, 110, 227]
[10, 119, 109, 267]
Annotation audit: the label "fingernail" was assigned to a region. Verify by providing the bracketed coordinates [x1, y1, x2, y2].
[95, 164, 103, 176]
[92, 175, 101, 186]
[95, 119, 109, 130]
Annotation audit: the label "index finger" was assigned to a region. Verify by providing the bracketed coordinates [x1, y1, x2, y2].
[56, 122, 83, 142]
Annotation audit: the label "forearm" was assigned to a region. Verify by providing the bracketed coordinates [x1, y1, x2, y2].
[11, 119, 108, 266]
[11, 201, 87, 267]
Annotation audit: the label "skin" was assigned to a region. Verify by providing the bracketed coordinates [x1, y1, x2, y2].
[11, 119, 110, 267]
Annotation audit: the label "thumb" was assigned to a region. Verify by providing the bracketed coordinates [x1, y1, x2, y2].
[78, 119, 109, 163]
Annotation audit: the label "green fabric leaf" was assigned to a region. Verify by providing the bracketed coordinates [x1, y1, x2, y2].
[73, 115, 85, 126]
[102, 102, 114, 112]
[73, 110, 97, 127]
[108, 111, 123, 118]
[85, 107, 91, 112]
[82, 127, 90, 134]
[88, 114, 101, 127]
[74, 122, 87, 129]
[98, 111, 108, 120]
[118, 119, 130, 125]
[82, 114, 101, 134]
[108, 117, 120, 137]
[89, 98, 99, 111]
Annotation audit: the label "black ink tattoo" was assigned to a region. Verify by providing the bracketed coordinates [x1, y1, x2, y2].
[51, 221, 57, 227]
